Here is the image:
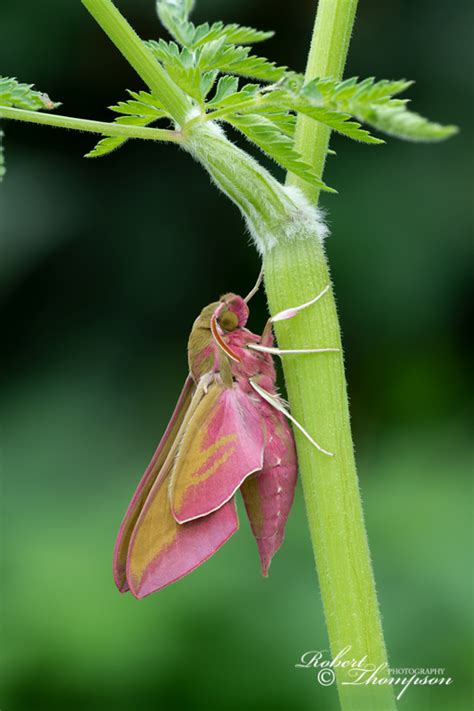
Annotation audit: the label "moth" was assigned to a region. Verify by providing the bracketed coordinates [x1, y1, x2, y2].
[113, 276, 338, 598]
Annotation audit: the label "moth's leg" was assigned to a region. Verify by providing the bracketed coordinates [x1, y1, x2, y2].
[271, 284, 331, 323]
[260, 284, 332, 346]
[249, 378, 334, 457]
[201, 370, 215, 394]
[248, 344, 340, 356]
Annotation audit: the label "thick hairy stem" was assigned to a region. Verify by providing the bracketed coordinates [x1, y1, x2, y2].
[264, 235, 395, 711]
[264, 1, 396, 709]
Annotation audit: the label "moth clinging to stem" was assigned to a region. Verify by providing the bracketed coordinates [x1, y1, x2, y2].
[113, 273, 339, 598]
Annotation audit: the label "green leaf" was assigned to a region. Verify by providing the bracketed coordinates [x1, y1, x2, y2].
[216, 50, 286, 82]
[85, 92, 170, 158]
[260, 111, 296, 137]
[305, 76, 458, 142]
[361, 105, 459, 142]
[200, 71, 218, 100]
[195, 38, 286, 81]
[206, 79, 259, 109]
[109, 90, 168, 119]
[156, 0, 273, 50]
[0, 76, 59, 111]
[148, 37, 285, 99]
[85, 135, 129, 159]
[148, 39, 202, 99]
[294, 105, 384, 144]
[207, 75, 240, 106]
[157, 0, 194, 18]
[157, 9, 195, 48]
[156, 0, 195, 46]
[300, 76, 413, 113]
[191, 21, 274, 48]
[0, 77, 59, 181]
[225, 113, 334, 191]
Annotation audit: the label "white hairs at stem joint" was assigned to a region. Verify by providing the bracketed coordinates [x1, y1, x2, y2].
[184, 119, 330, 255]
[282, 184, 329, 244]
[246, 184, 330, 255]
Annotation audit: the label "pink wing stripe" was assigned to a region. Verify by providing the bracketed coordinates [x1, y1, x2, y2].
[171, 387, 265, 524]
[129, 499, 238, 599]
[113, 375, 195, 591]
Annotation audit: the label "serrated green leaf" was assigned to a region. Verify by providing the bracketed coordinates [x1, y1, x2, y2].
[85, 115, 152, 157]
[149, 36, 285, 98]
[208, 75, 239, 105]
[362, 105, 458, 142]
[86, 92, 170, 159]
[148, 39, 202, 99]
[191, 21, 273, 48]
[156, 0, 195, 47]
[109, 100, 165, 118]
[156, 0, 274, 50]
[260, 111, 296, 137]
[157, 0, 194, 19]
[226, 113, 333, 191]
[85, 135, 127, 159]
[127, 90, 167, 111]
[200, 71, 218, 99]
[206, 80, 259, 109]
[218, 52, 286, 82]
[294, 105, 384, 144]
[196, 40, 285, 81]
[148, 38, 181, 64]
[108, 92, 169, 121]
[0, 77, 58, 182]
[197, 37, 240, 71]
[226, 88, 293, 117]
[0, 76, 59, 111]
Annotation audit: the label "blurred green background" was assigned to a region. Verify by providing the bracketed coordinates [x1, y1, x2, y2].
[0, 1, 472, 710]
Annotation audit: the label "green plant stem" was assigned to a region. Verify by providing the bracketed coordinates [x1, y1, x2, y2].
[0, 106, 180, 142]
[264, 1, 397, 710]
[81, 0, 190, 124]
[286, 0, 358, 205]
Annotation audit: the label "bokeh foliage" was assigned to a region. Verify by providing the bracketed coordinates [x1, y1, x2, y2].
[0, 1, 472, 709]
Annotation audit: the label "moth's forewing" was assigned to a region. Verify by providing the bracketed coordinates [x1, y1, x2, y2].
[125, 460, 238, 598]
[113, 375, 196, 592]
[241, 409, 297, 576]
[169, 383, 265, 524]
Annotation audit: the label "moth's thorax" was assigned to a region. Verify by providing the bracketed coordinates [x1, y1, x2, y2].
[226, 327, 275, 387]
[187, 293, 275, 386]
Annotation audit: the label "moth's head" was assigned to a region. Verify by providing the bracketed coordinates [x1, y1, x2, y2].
[190, 293, 249, 333]
[215, 293, 249, 331]
[188, 293, 249, 375]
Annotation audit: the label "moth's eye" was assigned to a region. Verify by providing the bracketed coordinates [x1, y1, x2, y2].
[218, 309, 239, 332]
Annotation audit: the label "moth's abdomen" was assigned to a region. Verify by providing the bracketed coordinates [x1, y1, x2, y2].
[241, 409, 297, 576]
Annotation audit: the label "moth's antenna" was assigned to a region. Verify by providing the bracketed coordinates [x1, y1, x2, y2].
[244, 266, 264, 303]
